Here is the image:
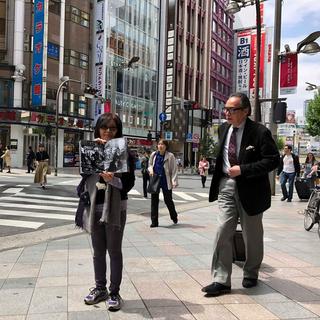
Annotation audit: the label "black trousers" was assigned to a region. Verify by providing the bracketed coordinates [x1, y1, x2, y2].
[142, 173, 150, 197]
[91, 206, 126, 294]
[151, 189, 177, 224]
[0, 158, 3, 171]
[201, 175, 207, 187]
[27, 160, 34, 173]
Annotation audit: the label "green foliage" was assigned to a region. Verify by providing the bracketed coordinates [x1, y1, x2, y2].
[275, 136, 285, 151]
[306, 92, 320, 137]
[200, 132, 217, 158]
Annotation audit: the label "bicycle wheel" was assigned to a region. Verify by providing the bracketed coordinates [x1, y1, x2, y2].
[304, 210, 314, 231]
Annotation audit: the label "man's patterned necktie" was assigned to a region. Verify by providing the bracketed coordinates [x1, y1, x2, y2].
[228, 127, 238, 166]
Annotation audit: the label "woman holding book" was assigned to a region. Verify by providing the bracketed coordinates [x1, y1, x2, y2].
[79, 113, 135, 311]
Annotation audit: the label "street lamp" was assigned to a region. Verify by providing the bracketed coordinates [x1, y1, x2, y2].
[55, 76, 97, 176]
[110, 56, 140, 113]
[306, 82, 320, 92]
[226, 0, 263, 122]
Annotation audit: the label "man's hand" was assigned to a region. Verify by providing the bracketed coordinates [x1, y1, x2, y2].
[228, 165, 241, 178]
[99, 171, 114, 182]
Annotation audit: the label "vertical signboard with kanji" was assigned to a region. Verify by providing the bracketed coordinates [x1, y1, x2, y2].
[236, 31, 251, 95]
[93, 0, 107, 120]
[32, 0, 45, 106]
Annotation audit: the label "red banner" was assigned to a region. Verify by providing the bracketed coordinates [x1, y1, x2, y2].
[280, 53, 298, 95]
[249, 31, 265, 98]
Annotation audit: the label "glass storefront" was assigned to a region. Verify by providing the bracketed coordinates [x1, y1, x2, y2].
[63, 131, 83, 167]
[104, 0, 160, 137]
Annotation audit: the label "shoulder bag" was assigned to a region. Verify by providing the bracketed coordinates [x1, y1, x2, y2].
[147, 174, 161, 194]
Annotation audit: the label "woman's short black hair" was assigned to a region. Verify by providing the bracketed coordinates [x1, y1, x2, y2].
[94, 113, 123, 138]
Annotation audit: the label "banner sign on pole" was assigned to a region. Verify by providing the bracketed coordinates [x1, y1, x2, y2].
[280, 53, 298, 95]
[31, 0, 45, 106]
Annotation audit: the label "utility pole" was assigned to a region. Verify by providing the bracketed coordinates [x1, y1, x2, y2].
[269, 0, 283, 195]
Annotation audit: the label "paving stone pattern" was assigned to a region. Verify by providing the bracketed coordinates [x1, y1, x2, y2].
[0, 195, 320, 319]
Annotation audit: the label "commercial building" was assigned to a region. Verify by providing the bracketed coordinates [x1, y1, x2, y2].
[0, 0, 93, 168]
[0, 0, 162, 167]
[160, 0, 233, 166]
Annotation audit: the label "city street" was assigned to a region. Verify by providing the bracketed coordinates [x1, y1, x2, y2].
[0, 170, 211, 247]
[0, 176, 320, 319]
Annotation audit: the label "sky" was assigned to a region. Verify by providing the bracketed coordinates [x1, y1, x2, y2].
[235, 0, 320, 117]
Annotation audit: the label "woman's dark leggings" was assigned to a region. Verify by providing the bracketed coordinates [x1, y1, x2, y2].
[91, 207, 126, 294]
[201, 175, 207, 187]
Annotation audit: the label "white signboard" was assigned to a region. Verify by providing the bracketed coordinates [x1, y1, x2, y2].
[236, 30, 251, 94]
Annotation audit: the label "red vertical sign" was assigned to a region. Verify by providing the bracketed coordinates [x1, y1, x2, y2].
[249, 30, 265, 98]
[280, 53, 298, 95]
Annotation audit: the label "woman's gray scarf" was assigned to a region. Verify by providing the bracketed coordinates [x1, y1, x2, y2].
[99, 183, 122, 229]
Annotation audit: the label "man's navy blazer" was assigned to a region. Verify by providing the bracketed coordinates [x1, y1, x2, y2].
[209, 118, 280, 215]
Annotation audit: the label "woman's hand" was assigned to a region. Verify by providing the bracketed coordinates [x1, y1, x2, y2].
[94, 138, 107, 144]
[99, 171, 114, 182]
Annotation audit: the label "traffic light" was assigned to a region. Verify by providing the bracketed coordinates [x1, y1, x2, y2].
[147, 131, 152, 141]
[84, 85, 99, 98]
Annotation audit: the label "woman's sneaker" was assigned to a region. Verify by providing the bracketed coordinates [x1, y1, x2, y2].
[84, 287, 108, 305]
[108, 293, 123, 311]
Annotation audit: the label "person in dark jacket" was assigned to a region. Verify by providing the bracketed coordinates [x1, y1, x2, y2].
[34, 144, 50, 189]
[141, 150, 150, 198]
[276, 144, 300, 202]
[81, 113, 135, 311]
[26, 146, 36, 173]
[202, 93, 279, 297]
[0, 143, 4, 172]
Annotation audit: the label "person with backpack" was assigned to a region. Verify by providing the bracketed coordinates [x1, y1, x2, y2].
[141, 150, 150, 198]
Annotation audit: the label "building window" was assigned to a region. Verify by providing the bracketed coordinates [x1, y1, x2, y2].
[49, 0, 61, 15]
[64, 49, 88, 69]
[67, 6, 90, 28]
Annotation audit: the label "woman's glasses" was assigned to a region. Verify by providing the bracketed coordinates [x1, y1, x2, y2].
[101, 127, 117, 132]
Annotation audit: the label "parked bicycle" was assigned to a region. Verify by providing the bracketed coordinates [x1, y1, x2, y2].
[304, 186, 320, 238]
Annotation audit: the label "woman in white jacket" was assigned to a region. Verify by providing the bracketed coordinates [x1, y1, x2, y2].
[148, 139, 178, 227]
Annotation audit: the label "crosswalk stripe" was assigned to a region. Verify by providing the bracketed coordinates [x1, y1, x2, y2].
[14, 192, 78, 201]
[3, 188, 23, 194]
[172, 192, 198, 201]
[193, 192, 208, 198]
[0, 209, 74, 221]
[0, 196, 78, 206]
[0, 202, 75, 212]
[0, 184, 5, 187]
[128, 190, 141, 195]
[57, 179, 81, 185]
[158, 193, 186, 203]
[0, 219, 43, 229]
[16, 185, 30, 187]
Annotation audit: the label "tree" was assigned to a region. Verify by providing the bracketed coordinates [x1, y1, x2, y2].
[306, 92, 320, 137]
[275, 136, 285, 151]
[199, 132, 217, 158]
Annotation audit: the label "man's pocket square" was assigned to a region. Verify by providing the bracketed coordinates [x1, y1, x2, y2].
[245, 145, 255, 150]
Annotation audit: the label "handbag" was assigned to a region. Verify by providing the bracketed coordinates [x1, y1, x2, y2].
[46, 166, 52, 175]
[147, 174, 161, 194]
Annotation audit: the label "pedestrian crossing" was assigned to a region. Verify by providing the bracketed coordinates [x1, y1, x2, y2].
[0, 186, 209, 230]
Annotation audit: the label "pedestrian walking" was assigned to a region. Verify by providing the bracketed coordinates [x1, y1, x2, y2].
[148, 139, 178, 227]
[303, 152, 317, 188]
[26, 146, 36, 173]
[1, 145, 11, 173]
[34, 143, 50, 189]
[198, 156, 210, 188]
[277, 144, 300, 202]
[78, 113, 135, 311]
[0, 143, 4, 172]
[202, 92, 279, 296]
[141, 150, 150, 198]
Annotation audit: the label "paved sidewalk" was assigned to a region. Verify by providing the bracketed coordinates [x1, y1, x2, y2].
[1, 195, 320, 319]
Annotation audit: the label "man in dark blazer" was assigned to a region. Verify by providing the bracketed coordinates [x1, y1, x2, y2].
[202, 92, 279, 296]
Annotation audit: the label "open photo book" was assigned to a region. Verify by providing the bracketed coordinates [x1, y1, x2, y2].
[79, 137, 128, 174]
